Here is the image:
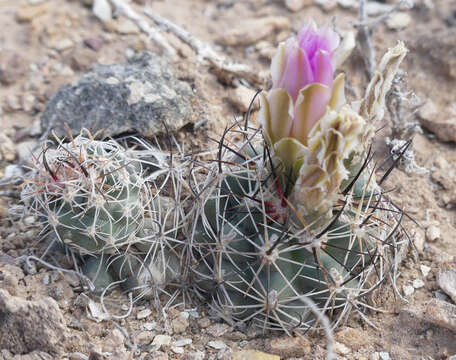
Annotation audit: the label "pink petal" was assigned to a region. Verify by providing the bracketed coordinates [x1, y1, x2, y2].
[312, 49, 333, 87]
[291, 84, 332, 145]
[276, 44, 314, 102]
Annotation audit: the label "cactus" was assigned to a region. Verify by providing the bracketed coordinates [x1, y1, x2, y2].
[189, 26, 409, 333]
[22, 131, 187, 298]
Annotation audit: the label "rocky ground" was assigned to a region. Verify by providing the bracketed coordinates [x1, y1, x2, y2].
[1, 0, 456, 359]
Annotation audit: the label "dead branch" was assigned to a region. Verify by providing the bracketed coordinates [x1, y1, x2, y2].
[109, 0, 177, 59]
[144, 9, 265, 85]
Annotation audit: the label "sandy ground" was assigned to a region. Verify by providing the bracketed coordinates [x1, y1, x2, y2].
[1, 0, 456, 359]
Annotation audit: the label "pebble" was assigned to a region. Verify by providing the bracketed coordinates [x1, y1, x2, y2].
[412, 279, 425, 289]
[16, 139, 38, 162]
[1, 164, 23, 182]
[438, 269, 456, 303]
[334, 342, 351, 355]
[171, 314, 189, 334]
[232, 350, 280, 360]
[152, 334, 172, 348]
[314, 0, 338, 11]
[115, 18, 140, 35]
[420, 265, 431, 278]
[413, 230, 425, 253]
[418, 100, 456, 142]
[171, 346, 184, 354]
[403, 284, 415, 296]
[386, 12, 412, 30]
[84, 37, 104, 52]
[142, 322, 156, 331]
[16, 2, 50, 22]
[136, 331, 155, 345]
[205, 323, 230, 337]
[172, 338, 192, 347]
[92, 0, 112, 22]
[137, 309, 152, 320]
[198, 317, 211, 328]
[284, 0, 312, 12]
[207, 340, 227, 350]
[227, 85, 260, 113]
[424, 299, 456, 331]
[379, 352, 391, 360]
[267, 336, 311, 357]
[426, 225, 440, 242]
[335, 327, 365, 348]
[0, 50, 28, 85]
[0, 134, 17, 162]
[217, 17, 290, 46]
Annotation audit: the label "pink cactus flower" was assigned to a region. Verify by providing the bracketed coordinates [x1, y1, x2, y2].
[259, 23, 345, 151]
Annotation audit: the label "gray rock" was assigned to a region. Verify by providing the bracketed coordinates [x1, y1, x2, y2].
[41, 52, 195, 139]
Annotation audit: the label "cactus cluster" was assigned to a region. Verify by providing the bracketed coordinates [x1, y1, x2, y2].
[22, 23, 411, 333]
[22, 131, 186, 302]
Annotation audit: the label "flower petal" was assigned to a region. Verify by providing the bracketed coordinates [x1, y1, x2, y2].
[273, 137, 309, 171]
[258, 89, 294, 145]
[291, 83, 332, 145]
[276, 42, 314, 101]
[312, 49, 334, 87]
[328, 73, 345, 110]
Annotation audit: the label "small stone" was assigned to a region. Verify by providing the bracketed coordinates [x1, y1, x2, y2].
[335, 327, 365, 348]
[142, 322, 156, 331]
[378, 352, 391, 360]
[172, 338, 192, 347]
[21, 93, 37, 112]
[314, 0, 338, 11]
[103, 328, 125, 353]
[267, 336, 311, 357]
[84, 37, 104, 51]
[217, 17, 290, 46]
[50, 38, 74, 52]
[136, 331, 155, 345]
[207, 340, 227, 350]
[337, 0, 358, 9]
[334, 342, 351, 355]
[206, 323, 231, 337]
[284, 0, 311, 12]
[426, 225, 440, 242]
[92, 0, 112, 22]
[232, 350, 280, 360]
[171, 346, 184, 354]
[424, 299, 456, 331]
[227, 85, 259, 113]
[370, 353, 380, 360]
[197, 317, 211, 329]
[420, 265, 431, 278]
[412, 279, 425, 289]
[68, 47, 98, 71]
[0, 50, 28, 85]
[152, 334, 172, 348]
[0, 134, 16, 162]
[185, 351, 205, 360]
[413, 230, 425, 253]
[115, 18, 140, 35]
[171, 314, 189, 334]
[16, 2, 49, 22]
[438, 269, 456, 303]
[386, 12, 412, 30]
[403, 284, 415, 296]
[4, 94, 21, 112]
[137, 309, 152, 320]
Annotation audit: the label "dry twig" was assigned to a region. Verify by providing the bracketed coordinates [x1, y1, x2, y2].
[144, 9, 265, 85]
[109, 0, 177, 59]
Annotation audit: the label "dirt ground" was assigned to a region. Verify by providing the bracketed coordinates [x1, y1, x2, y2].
[1, 0, 456, 359]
